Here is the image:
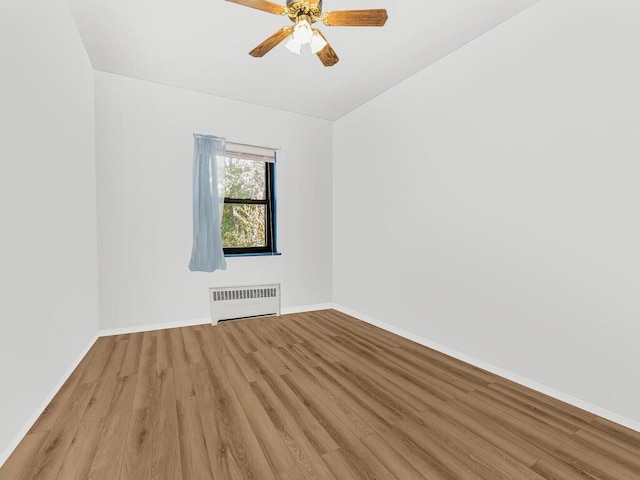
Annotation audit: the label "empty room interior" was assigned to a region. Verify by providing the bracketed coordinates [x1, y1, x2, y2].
[1, 0, 640, 479]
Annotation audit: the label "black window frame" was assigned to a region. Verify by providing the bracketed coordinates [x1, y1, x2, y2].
[222, 160, 276, 256]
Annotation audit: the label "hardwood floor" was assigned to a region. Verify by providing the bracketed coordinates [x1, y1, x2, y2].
[1, 309, 639, 479]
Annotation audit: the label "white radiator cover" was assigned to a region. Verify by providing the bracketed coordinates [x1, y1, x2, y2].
[209, 284, 281, 324]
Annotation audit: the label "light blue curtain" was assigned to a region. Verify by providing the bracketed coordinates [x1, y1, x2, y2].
[188, 134, 227, 272]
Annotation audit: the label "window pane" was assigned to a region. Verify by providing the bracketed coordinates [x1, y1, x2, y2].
[224, 158, 266, 200]
[221, 204, 266, 248]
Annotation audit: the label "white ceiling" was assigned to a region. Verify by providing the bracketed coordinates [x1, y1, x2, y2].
[66, 0, 540, 120]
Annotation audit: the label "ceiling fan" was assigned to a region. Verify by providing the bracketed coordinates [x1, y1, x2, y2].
[226, 0, 388, 67]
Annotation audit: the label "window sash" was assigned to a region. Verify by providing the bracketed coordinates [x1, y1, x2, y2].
[224, 198, 268, 205]
[222, 160, 276, 254]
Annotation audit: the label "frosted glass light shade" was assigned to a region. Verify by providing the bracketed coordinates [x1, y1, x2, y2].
[310, 30, 327, 54]
[286, 38, 302, 54]
[285, 17, 316, 55]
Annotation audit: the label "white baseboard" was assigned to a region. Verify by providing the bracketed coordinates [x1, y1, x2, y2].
[98, 305, 335, 337]
[281, 303, 334, 315]
[98, 317, 211, 337]
[333, 304, 640, 433]
[0, 332, 99, 469]
[98, 303, 336, 337]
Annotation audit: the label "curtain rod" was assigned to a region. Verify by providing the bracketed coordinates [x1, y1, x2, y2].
[227, 141, 280, 151]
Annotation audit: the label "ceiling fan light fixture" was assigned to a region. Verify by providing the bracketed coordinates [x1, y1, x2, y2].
[285, 15, 313, 55]
[285, 37, 302, 55]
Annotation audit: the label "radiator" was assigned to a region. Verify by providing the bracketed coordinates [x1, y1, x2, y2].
[209, 284, 281, 324]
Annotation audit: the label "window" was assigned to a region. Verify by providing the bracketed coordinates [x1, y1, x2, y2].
[221, 145, 277, 256]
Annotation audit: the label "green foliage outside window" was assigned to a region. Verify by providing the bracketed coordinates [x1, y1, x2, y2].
[222, 204, 266, 247]
[221, 158, 269, 249]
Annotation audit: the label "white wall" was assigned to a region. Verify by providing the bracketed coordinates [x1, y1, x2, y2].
[0, 0, 99, 461]
[95, 72, 333, 330]
[334, 0, 640, 424]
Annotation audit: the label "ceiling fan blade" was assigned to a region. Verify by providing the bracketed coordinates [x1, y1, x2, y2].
[315, 31, 339, 67]
[322, 9, 388, 27]
[226, 0, 286, 15]
[249, 27, 294, 57]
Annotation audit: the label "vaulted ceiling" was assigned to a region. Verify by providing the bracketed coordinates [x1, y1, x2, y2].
[66, 0, 540, 120]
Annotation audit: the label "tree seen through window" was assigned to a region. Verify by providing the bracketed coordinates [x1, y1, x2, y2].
[221, 156, 276, 254]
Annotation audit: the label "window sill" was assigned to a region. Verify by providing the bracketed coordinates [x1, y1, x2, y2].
[224, 252, 282, 258]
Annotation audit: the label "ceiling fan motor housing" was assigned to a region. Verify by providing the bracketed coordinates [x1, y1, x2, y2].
[286, 0, 322, 23]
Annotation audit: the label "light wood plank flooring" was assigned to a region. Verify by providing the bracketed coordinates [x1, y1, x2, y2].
[1, 309, 639, 479]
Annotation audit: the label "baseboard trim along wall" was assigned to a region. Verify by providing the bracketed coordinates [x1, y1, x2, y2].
[0, 333, 100, 469]
[332, 304, 640, 433]
[98, 317, 212, 337]
[98, 304, 333, 337]
[97, 303, 333, 337]
[281, 303, 334, 315]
